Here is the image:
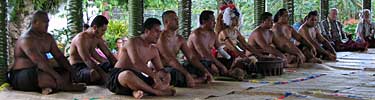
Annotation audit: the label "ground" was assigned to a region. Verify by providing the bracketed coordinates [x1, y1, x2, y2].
[1, 50, 375, 100]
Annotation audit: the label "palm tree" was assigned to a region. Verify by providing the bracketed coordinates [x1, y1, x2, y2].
[178, 0, 192, 39]
[255, 0, 265, 26]
[67, 0, 83, 35]
[0, 0, 7, 84]
[283, 0, 294, 24]
[128, 0, 144, 38]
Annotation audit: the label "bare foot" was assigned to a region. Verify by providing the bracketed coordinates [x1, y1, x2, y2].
[42, 88, 53, 95]
[132, 90, 144, 99]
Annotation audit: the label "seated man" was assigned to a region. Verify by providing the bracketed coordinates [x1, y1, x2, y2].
[356, 9, 375, 48]
[320, 8, 367, 51]
[69, 15, 117, 85]
[248, 12, 286, 63]
[8, 11, 86, 94]
[272, 9, 316, 65]
[156, 11, 213, 87]
[106, 18, 175, 99]
[187, 10, 229, 76]
[299, 11, 336, 62]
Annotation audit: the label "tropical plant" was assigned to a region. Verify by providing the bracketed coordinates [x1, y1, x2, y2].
[51, 28, 72, 51]
[104, 20, 128, 50]
[67, 0, 83, 35]
[0, 0, 7, 84]
[255, 0, 266, 26]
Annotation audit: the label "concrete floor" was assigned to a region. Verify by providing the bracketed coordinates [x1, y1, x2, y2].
[1, 50, 375, 100]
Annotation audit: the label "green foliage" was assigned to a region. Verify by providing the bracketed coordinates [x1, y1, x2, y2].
[51, 28, 72, 51]
[8, 0, 62, 22]
[0, 0, 7, 83]
[128, 0, 143, 38]
[104, 20, 128, 50]
[344, 23, 357, 35]
[67, 0, 83, 35]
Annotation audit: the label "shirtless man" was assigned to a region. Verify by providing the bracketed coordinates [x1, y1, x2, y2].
[248, 12, 285, 60]
[272, 8, 316, 66]
[69, 15, 117, 84]
[187, 10, 229, 76]
[299, 11, 336, 61]
[8, 11, 85, 94]
[106, 18, 175, 99]
[156, 11, 213, 87]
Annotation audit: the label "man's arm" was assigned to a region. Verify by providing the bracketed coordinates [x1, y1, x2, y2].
[126, 38, 157, 78]
[291, 26, 316, 51]
[97, 39, 117, 65]
[316, 28, 336, 55]
[157, 37, 191, 76]
[49, 35, 73, 72]
[254, 31, 284, 58]
[218, 30, 241, 54]
[180, 38, 210, 75]
[236, 32, 261, 56]
[20, 38, 63, 84]
[300, 27, 332, 56]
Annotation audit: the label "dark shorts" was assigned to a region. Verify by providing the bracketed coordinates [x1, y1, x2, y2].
[163, 66, 187, 87]
[182, 60, 212, 76]
[72, 62, 113, 85]
[8, 67, 40, 91]
[106, 68, 154, 95]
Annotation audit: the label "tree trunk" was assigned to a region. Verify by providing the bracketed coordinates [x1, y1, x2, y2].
[284, 0, 294, 24]
[0, 0, 7, 83]
[178, 0, 192, 39]
[363, 0, 371, 10]
[128, 0, 144, 38]
[255, 0, 265, 26]
[320, 0, 329, 20]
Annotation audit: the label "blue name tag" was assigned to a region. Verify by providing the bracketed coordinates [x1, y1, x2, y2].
[46, 52, 53, 59]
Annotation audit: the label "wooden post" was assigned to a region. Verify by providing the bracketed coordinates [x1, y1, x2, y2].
[178, 0, 192, 39]
[128, 0, 144, 38]
[255, 0, 265, 26]
[320, 0, 329, 20]
[363, 0, 371, 10]
[283, 0, 294, 24]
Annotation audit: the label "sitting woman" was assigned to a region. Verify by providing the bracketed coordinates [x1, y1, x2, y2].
[356, 9, 375, 48]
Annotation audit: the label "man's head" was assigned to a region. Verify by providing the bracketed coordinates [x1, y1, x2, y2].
[274, 8, 289, 23]
[260, 12, 273, 29]
[162, 10, 179, 31]
[329, 8, 338, 20]
[199, 10, 216, 29]
[360, 9, 371, 20]
[305, 11, 319, 27]
[31, 11, 49, 33]
[89, 15, 109, 38]
[116, 38, 123, 49]
[83, 23, 89, 31]
[143, 18, 162, 43]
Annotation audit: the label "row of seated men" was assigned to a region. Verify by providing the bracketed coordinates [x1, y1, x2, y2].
[8, 6, 369, 99]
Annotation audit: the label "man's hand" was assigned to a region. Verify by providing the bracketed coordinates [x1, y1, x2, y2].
[185, 74, 196, 88]
[204, 72, 214, 83]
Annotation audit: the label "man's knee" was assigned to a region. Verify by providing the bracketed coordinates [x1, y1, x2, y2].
[118, 71, 135, 83]
[38, 72, 57, 88]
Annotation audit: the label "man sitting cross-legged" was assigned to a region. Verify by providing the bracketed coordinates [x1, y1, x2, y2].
[299, 11, 336, 62]
[156, 10, 213, 87]
[8, 11, 86, 94]
[106, 18, 175, 99]
[69, 15, 117, 85]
